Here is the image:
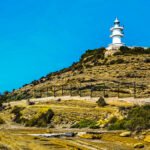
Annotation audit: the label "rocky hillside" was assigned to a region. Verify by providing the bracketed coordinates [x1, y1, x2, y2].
[2, 46, 150, 101]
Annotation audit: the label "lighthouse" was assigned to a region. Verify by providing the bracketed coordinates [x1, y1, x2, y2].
[107, 18, 125, 50]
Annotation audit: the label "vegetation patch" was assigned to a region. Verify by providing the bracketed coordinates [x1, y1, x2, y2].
[71, 119, 99, 129]
[11, 106, 25, 123]
[11, 106, 54, 127]
[119, 46, 150, 55]
[0, 117, 5, 124]
[108, 105, 150, 131]
[0, 143, 11, 150]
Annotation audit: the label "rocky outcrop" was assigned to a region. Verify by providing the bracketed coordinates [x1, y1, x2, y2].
[133, 143, 144, 149]
[120, 131, 131, 137]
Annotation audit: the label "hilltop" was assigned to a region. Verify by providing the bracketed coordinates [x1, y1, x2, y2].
[1, 46, 150, 102]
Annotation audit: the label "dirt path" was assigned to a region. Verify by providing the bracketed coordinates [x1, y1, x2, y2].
[4, 95, 150, 107]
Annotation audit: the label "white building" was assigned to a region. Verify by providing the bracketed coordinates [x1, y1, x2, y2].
[107, 18, 125, 50]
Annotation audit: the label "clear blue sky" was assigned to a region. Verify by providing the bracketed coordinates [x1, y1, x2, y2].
[0, 0, 149, 92]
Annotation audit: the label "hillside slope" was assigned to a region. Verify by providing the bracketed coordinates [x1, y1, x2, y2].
[3, 46, 150, 101]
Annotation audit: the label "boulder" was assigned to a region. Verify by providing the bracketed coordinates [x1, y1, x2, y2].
[144, 135, 150, 143]
[120, 131, 131, 137]
[141, 131, 147, 135]
[96, 97, 107, 107]
[56, 98, 61, 102]
[134, 135, 144, 140]
[133, 143, 144, 149]
[138, 135, 144, 140]
[77, 132, 87, 137]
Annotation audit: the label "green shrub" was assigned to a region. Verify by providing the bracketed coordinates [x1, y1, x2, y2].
[80, 47, 105, 63]
[120, 46, 150, 55]
[144, 58, 150, 63]
[0, 117, 5, 124]
[11, 106, 25, 123]
[109, 116, 118, 124]
[109, 60, 116, 65]
[109, 59, 125, 65]
[0, 144, 11, 150]
[108, 120, 126, 130]
[11, 106, 54, 127]
[113, 51, 122, 56]
[71, 119, 99, 129]
[25, 109, 54, 127]
[108, 105, 150, 131]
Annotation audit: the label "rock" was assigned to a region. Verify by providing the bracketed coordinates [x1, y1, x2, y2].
[64, 132, 75, 137]
[134, 143, 144, 149]
[144, 135, 150, 143]
[56, 98, 61, 102]
[30, 132, 75, 138]
[134, 135, 144, 140]
[96, 97, 107, 107]
[104, 49, 120, 57]
[141, 131, 147, 135]
[138, 135, 144, 140]
[120, 131, 131, 137]
[77, 132, 87, 137]
[134, 136, 139, 140]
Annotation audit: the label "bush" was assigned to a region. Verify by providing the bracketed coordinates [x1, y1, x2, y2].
[0, 117, 5, 124]
[11, 106, 25, 123]
[109, 105, 150, 131]
[113, 51, 122, 56]
[96, 97, 107, 107]
[11, 106, 54, 127]
[144, 58, 150, 63]
[25, 109, 54, 127]
[0, 144, 11, 150]
[120, 46, 150, 55]
[108, 120, 126, 130]
[71, 119, 99, 129]
[80, 47, 105, 63]
[109, 59, 125, 65]
[116, 59, 125, 64]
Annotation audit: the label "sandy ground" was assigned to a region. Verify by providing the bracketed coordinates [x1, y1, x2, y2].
[5, 95, 150, 107]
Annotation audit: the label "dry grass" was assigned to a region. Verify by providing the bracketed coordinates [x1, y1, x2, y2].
[10, 53, 150, 100]
[0, 129, 149, 150]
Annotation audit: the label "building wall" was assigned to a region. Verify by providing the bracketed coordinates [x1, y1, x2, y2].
[112, 29, 122, 35]
[112, 36, 121, 44]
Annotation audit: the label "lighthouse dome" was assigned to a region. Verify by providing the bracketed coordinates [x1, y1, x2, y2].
[114, 18, 120, 24]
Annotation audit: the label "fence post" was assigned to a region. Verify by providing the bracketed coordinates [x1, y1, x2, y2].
[103, 83, 106, 97]
[46, 87, 48, 97]
[70, 85, 72, 96]
[90, 84, 93, 97]
[53, 86, 56, 97]
[62, 85, 64, 96]
[118, 82, 120, 98]
[79, 83, 81, 97]
[33, 90, 35, 98]
[32, 90, 35, 98]
[40, 90, 42, 97]
[134, 82, 136, 98]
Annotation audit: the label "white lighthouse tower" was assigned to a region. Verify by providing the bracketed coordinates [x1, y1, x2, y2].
[107, 18, 124, 50]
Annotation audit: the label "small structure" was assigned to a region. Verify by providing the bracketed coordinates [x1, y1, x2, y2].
[107, 18, 124, 50]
